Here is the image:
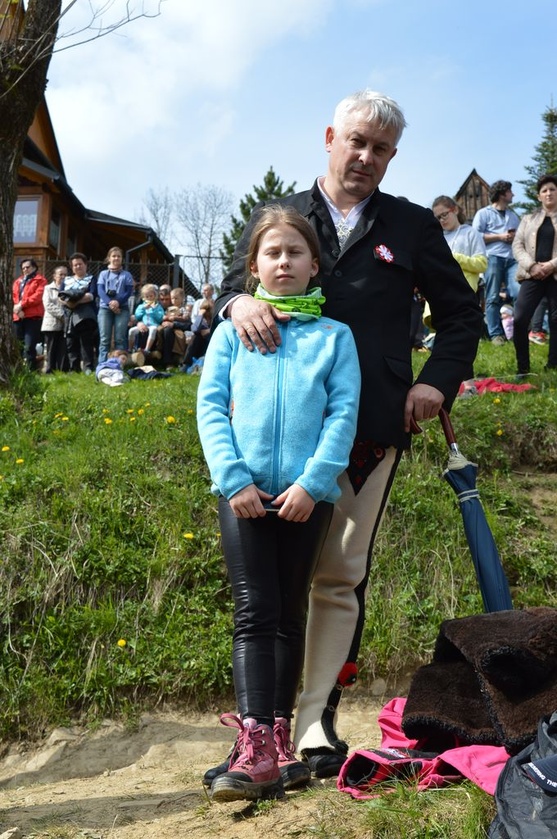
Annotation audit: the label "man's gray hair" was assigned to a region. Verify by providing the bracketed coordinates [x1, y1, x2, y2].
[333, 89, 407, 145]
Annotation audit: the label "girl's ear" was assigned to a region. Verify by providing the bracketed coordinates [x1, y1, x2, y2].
[249, 261, 259, 279]
[310, 258, 319, 277]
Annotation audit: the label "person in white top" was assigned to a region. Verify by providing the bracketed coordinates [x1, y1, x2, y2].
[432, 196, 487, 292]
[191, 283, 216, 319]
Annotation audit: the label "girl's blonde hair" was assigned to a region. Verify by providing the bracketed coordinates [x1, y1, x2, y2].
[141, 283, 159, 300]
[245, 205, 320, 293]
[105, 246, 123, 263]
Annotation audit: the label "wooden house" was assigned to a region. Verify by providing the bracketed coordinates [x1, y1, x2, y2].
[454, 169, 490, 223]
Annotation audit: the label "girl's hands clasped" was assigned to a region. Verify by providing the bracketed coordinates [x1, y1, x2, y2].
[229, 483, 315, 521]
[274, 484, 315, 522]
[229, 484, 274, 518]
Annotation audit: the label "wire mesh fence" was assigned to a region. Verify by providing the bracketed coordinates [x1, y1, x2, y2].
[42, 260, 201, 299]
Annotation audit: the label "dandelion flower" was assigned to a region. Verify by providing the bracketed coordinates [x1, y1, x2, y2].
[1, 446, 9, 452]
[117, 639, 127, 648]
[62, 416, 69, 422]
[166, 416, 176, 424]
[129, 416, 136, 422]
[126, 409, 134, 414]
[137, 408, 145, 415]
[183, 532, 194, 540]
[496, 428, 503, 437]
[493, 397, 501, 405]
[104, 417, 113, 425]
[15, 458, 24, 464]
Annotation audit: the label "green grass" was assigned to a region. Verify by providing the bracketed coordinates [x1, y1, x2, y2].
[1, 339, 557, 834]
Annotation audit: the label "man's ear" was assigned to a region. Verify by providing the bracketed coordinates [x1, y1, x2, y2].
[325, 125, 335, 152]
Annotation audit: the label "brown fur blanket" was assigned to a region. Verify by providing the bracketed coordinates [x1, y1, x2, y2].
[402, 608, 557, 755]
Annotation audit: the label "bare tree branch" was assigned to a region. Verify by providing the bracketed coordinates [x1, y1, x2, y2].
[54, 0, 164, 54]
[0, 0, 164, 101]
[139, 187, 174, 244]
[174, 185, 234, 288]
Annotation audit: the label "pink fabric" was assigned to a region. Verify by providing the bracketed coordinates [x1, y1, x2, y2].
[337, 697, 509, 798]
[458, 377, 536, 395]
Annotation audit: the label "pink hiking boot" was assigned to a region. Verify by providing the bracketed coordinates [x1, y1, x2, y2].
[273, 717, 311, 789]
[210, 715, 284, 802]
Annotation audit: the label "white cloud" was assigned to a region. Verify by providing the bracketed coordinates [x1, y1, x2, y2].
[47, 0, 333, 216]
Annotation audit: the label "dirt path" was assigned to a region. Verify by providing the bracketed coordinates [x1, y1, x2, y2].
[0, 693, 385, 838]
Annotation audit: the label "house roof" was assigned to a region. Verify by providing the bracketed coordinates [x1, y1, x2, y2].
[85, 210, 175, 263]
[454, 168, 489, 198]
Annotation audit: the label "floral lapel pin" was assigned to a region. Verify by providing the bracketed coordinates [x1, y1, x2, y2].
[374, 244, 394, 263]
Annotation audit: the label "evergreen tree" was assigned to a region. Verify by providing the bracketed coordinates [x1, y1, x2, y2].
[516, 103, 557, 213]
[220, 167, 296, 273]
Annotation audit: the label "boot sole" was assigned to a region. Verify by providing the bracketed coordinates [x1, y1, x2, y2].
[279, 763, 311, 789]
[204, 762, 309, 791]
[210, 776, 284, 802]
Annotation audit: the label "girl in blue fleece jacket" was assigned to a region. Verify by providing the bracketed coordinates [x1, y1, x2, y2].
[197, 206, 360, 803]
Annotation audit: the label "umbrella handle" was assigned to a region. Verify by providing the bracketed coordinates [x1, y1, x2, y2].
[409, 409, 457, 446]
[439, 407, 457, 446]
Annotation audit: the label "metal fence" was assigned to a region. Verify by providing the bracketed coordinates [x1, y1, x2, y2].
[42, 260, 201, 299]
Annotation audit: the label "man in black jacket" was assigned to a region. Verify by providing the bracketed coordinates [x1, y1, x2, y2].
[207, 89, 483, 781]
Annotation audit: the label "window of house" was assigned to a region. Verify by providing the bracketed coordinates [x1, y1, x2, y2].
[49, 207, 61, 251]
[14, 199, 39, 243]
[67, 228, 76, 258]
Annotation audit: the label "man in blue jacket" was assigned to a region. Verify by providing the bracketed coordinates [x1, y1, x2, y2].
[205, 89, 483, 782]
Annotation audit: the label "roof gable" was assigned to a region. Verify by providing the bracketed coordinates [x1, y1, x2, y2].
[26, 98, 66, 179]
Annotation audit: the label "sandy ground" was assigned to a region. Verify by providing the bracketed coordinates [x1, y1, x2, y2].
[0, 692, 386, 839]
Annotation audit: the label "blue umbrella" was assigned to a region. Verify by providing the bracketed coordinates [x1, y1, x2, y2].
[438, 409, 513, 612]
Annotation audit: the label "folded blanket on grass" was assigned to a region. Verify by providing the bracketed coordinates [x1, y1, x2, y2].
[402, 608, 557, 755]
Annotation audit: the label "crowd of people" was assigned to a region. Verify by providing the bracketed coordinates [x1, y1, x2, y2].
[13, 183, 557, 382]
[11, 248, 216, 375]
[415, 175, 557, 377]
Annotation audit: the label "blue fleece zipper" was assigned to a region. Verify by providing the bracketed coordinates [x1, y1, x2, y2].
[270, 324, 288, 495]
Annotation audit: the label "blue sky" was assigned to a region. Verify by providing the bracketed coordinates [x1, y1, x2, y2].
[47, 0, 554, 244]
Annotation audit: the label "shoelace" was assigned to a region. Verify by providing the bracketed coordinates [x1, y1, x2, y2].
[273, 719, 296, 761]
[220, 714, 268, 768]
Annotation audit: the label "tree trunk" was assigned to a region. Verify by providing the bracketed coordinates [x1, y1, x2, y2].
[0, 0, 62, 387]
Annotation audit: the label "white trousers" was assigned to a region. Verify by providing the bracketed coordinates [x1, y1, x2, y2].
[295, 448, 400, 752]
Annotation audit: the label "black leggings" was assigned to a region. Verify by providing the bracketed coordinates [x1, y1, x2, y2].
[513, 278, 557, 372]
[218, 496, 333, 724]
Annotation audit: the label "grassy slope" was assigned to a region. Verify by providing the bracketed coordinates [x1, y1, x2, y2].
[1, 340, 557, 834]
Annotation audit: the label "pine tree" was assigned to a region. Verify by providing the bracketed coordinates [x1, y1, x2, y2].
[220, 167, 296, 273]
[516, 103, 557, 213]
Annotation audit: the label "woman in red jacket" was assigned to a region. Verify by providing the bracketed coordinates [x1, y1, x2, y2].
[12, 258, 47, 371]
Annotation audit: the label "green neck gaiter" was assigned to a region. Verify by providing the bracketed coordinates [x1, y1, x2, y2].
[253, 284, 325, 321]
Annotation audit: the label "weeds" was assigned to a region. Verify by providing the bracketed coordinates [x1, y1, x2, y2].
[1, 347, 557, 739]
